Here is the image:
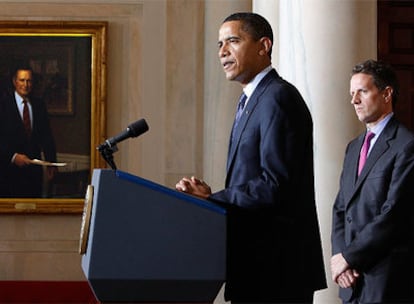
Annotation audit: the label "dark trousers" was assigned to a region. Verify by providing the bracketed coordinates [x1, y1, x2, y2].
[230, 289, 314, 304]
[232, 298, 313, 304]
[233, 302, 312, 304]
[343, 301, 381, 304]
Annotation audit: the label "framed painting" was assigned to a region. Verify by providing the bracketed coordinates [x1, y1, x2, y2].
[0, 21, 107, 213]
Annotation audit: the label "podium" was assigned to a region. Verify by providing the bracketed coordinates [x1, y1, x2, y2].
[80, 169, 226, 303]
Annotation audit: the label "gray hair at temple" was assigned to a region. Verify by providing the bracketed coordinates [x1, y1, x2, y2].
[223, 12, 273, 59]
[352, 59, 399, 106]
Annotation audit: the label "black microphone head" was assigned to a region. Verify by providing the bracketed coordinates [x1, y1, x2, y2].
[127, 119, 149, 137]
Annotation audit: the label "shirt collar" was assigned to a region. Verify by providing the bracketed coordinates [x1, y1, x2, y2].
[243, 65, 273, 98]
[368, 112, 394, 136]
[14, 91, 29, 104]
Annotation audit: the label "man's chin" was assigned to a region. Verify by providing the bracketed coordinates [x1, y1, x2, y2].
[356, 114, 366, 123]
[224, 72, 235, 81]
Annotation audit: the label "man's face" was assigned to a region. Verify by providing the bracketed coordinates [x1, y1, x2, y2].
[350, 73, 392, 126]
[13, 69, 33, 98]
[217, 20, 264, 86]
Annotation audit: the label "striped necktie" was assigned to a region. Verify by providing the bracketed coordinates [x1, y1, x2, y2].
[231, 93, 247, 143]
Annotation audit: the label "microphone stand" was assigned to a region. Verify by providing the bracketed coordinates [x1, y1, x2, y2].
[97, 144, 118, 170]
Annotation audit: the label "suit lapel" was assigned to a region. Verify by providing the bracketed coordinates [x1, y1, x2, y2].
[345, 117, 398, 208]
[340, 135, 364, 206]
[356, 135, 390, 183]
[226, 70, 278, 174]
[226, 95, 257, 173]
[10, 94, 28, 136]
[352, 135, 365, 184]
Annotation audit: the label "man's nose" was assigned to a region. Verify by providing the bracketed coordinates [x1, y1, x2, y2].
[351, 94, 359, 104]
[218, 45, 228, 58]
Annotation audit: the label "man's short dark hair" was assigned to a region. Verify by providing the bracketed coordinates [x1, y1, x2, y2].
[223, 12, 273, 58]
[12, 63, 33, 80]
[352, 59, 399, 105]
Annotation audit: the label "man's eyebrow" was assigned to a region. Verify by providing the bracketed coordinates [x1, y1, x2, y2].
[226, 36, 240, 41]
[218, 36, 241, 45]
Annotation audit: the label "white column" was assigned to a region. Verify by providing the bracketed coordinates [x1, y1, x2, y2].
[255, 0, 377, 303]
[253, 0, 279, 68]
[141, 1, 167, 183]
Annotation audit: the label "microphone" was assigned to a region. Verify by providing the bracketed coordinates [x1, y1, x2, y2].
[98, 119, 149, 151]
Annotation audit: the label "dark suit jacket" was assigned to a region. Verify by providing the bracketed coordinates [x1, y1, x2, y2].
[332, 117, 414, 303]
[209, 69, 326, 302]
[0, 92, 56, 197]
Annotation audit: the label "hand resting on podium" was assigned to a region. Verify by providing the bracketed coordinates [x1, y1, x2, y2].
[176, 176, 211, 199]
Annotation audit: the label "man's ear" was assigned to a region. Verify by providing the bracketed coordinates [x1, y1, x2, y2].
[383, 86, 393, 103]
[259, 37, 272, 56]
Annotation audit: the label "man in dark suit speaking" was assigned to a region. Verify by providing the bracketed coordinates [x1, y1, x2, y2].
[331, 59, 414, 303]
[0, 65, 57, 197]
[176, 12, 326, 303]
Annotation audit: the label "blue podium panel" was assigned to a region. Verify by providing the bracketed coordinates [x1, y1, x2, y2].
[81, 169, 226, 303]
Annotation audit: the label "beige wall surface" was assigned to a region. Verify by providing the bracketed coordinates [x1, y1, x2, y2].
[0, 0, 216, 291]
[0, 0, 179, 283]
[0, 1, 377, 304]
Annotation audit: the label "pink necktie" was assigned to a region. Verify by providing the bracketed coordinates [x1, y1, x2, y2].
[358, 131, 375, 175]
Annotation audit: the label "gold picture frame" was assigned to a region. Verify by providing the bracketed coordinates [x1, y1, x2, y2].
[0, 21, 107, 213]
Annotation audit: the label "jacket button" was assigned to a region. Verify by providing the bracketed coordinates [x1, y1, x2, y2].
[346, 216, 352, 223]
